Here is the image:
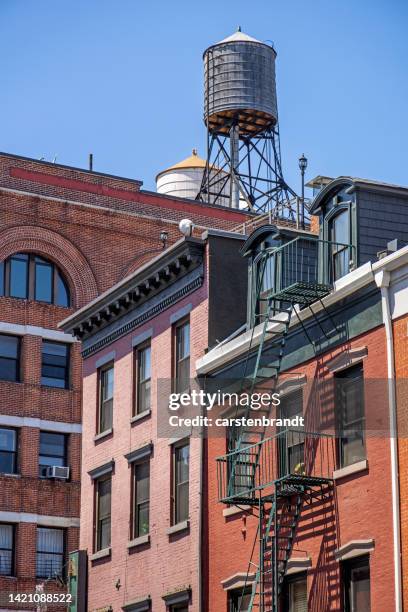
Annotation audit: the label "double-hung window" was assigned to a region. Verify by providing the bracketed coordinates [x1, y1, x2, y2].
[98, 364, 114, 434]
[335, 364, 366, 468]
[39, 432, 67, 478]
[343, 556, 371, 611]
[172, 441, 189, 525]
[174, 319, 190, 393]
[95, 475, 111, 551]
[0, 524, 14, 576]
[132, 461, 150, 538]
[36, 527, 64, 579]
[134, 343, 151, 415]
[41, 341, 69, 389]
[329, 209, 350, 281]
[228, 589, 251, 612]
[0, 334, 20, 382]
[0, 428, 17, 474]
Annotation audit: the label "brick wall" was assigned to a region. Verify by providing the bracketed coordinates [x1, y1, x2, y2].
[206, 325, 395, 612]
[0, 152, 247, 608]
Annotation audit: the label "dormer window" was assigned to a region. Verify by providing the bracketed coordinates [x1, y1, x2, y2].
[329, 209, 350, 281]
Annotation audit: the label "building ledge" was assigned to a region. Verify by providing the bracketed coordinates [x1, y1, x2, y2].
[166, 520, 189, 536]
[286, 557, 312, 575]
[335, 539, 375, 561]
[333, 459, 368, 480]
[223, 505, 251, 518]
[127, 534, 150, 549]
[130, 410, 151, 424]
[94, 428, 113, 443]
[90, 547, 111, 562]
[221, 572, 255, 591]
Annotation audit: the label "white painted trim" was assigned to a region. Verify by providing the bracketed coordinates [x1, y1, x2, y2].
[0, 321, 77, 343]
[223, 505, 251, 517]
[333, 460, 368, 480]
[325, 347, 368, 373]
[286, 557, 312, 575]
[0, 510, 79, 527]
[221, 573, 255, 591]
[335, 539, 375, 561]
[0, 415, 81, 433]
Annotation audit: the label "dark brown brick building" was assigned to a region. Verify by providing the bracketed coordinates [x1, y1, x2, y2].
[0, 151, 250, 607]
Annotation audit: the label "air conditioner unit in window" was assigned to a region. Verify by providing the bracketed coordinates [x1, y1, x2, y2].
[46, 466, 70, 480]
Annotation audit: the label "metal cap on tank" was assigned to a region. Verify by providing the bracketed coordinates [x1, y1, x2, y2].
[203, 28, 278, 136]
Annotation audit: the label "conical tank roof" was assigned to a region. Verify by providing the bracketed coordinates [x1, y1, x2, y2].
[156, 149, 206, 181]
[216, 28, 263, 45]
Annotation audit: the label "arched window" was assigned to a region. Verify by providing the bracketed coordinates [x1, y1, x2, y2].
[329, 209, 350, 281]
[0, 253, 70, 307]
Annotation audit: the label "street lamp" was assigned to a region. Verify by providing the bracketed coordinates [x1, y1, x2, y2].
[160, 230, 168, 249]
[298, 154, 308, 229]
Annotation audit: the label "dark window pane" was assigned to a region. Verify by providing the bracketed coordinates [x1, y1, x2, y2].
[100, 366, 114, 432]
[336, 365, 366, 468]
[40, 432, 66, 457]
[0, 261, 4, 296]
[134, 461, 150, 537]
[35, 261, 53, 303]
[137, 345, 151, 413]
[41, 342, 69, 389]
[176, 321, 190, 393]
[0, 335, 19, 359]
[0, 524, 13, 576]
[174, 443, 189, 523]
[97, 477, 111, 551]
[0, 452, 16, 474]
[56, 271, 69, 307]
[0, 429, 16, 452]
[36, 527, 64, 578]
[9, 254, 28, 299]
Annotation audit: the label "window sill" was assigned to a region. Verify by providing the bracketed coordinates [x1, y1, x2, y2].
[90, 547, 111, 561]
[166, 520, 189, 536]
[127, 534, 150, 549]
[93, 428, 113, 443]
[223, 504, 251, 518]
[130, 409, 151, 424]
[333, 459, 368, 480]
[0, 472, 20, 479]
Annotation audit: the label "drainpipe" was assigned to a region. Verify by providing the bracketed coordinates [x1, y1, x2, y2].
[374, 269, 402, 612]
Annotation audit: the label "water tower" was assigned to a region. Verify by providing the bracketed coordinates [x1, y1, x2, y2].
[197, 28, 297, 215]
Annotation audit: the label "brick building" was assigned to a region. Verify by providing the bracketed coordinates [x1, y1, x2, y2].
[196, 177, 408, 611]
[0, 151, 250, 609]
[60, 230, 248, 611]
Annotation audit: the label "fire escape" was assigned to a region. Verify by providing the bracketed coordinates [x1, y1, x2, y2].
[216, 235, 352, 611]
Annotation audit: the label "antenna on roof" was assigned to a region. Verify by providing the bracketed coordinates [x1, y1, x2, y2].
[89, 153, 93, 172]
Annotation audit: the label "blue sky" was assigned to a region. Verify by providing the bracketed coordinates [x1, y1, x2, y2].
[0, 0, 407, 194]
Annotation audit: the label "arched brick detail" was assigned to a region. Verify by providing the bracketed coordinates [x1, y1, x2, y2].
[0, 226, 98, 308]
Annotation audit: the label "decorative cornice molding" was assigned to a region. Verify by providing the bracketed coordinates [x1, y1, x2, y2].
[82, 274, 203, 358]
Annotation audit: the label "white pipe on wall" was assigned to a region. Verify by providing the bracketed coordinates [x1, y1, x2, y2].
[375, 269, 402, 612]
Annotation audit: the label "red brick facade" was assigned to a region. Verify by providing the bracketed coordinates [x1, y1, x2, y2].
[0, 152, 250, 607]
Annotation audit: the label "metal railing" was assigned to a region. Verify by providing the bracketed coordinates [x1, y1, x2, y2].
[231, 197, 313, 235]
[253, 236, 355, 310]
[217, 429, 336, 503]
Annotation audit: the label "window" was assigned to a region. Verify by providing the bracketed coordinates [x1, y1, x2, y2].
[0, 524, 14, 576]
[286, 575, 307, 612]
[172, 441, 189, 524]
[39, 432, 67, 478]
[343, 556, 371, 611]
[98, 364, 114, 433]
[174, 319, 190, 393]
[0, 253, 70, 306]
[95, 476, 111, 551]
[226, 427, 252, 495]
[132, 461, 150, 538]
[329, 210, 350, 281]
[0, 334, 20, 382]
[36, 527, 64, 578]
[170, 607, 188, 612]
[0, 428, 17, 474]
[41, 341, 69, 389]
[279, 390, 305, 476]
[228, 589, 251, 612]
[335, 364, 366, 468]
[134, 342, 151, 415]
